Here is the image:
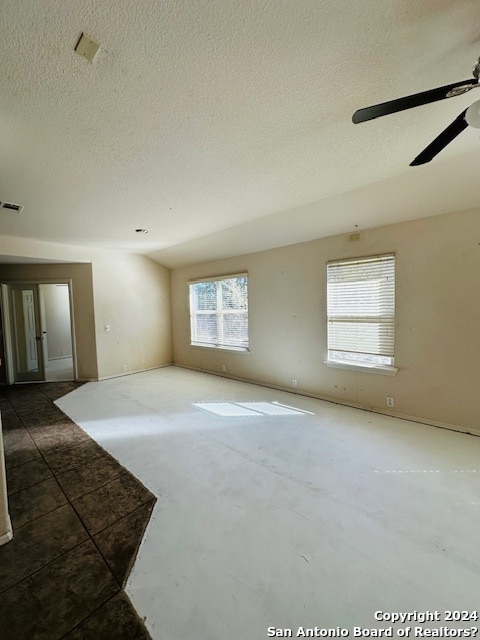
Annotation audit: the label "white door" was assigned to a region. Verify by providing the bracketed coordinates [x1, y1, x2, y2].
[22, 290, 38, 371]
[10, 285, 45, 382]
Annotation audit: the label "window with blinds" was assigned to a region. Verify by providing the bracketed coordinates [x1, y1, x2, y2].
[189, 274, 249, 350]
[326, 254, 395, 367]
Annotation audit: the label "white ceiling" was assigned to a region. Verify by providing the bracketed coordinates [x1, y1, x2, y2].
[1, 0, 480, 268]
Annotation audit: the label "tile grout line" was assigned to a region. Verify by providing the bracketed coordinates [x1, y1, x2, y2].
[7, 476, 68, 529]
[0, 538, 89, 598]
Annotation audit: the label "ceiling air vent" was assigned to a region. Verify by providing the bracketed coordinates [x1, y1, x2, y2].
[1, 202, 24, 213]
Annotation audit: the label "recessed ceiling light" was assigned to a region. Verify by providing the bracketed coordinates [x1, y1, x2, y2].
[135, 228, 148, 234]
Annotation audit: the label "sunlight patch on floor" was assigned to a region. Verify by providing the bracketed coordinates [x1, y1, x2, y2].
[193, 401, 311, 417]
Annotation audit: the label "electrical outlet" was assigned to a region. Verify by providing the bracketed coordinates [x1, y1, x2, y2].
[291, 379, 298, 388]
[221, 364, 226, 372]
[386, 396, 394, 408]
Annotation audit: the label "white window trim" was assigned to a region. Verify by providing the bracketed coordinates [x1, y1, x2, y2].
[326, 253, 396, 371]
[191, 343, 250, 354]
[324, 359, 398, 376]
[189, 273, 249, 351]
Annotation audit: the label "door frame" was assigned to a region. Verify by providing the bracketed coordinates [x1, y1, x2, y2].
[0, 279, 77, 384]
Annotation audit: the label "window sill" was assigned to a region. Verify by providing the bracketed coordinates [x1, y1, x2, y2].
[324, 359, 398, 376]
[191, 343, 250, 354]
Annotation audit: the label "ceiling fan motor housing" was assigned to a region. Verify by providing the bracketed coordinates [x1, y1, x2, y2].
[473, 57, 480, 80]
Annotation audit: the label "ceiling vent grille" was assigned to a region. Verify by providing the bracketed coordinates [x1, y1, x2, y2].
[0, 202, 24, 213]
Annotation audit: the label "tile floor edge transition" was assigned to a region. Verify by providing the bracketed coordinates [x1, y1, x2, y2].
[0, 381, 156, 640]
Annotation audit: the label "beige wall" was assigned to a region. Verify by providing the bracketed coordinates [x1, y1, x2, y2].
[171, 208, 480, 433]
[92, 254, 172, 379]
[0, 263, 97, 380]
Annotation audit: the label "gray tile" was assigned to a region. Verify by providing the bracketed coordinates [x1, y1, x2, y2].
[16, 407, 68, 428]
[3, 425, 40, 470]
[6, 457, 53, 496]
[94, 500, 156, 585]
[24, 411, 74, 430]
[29, 422, 89, 454]
[0, 383, 153, 640]
[73, 473, 155, 536]
[0, 412, 24, 432]
[0, 503, 88, 594]
[9, 476, 67, 529]
[7, 390, 45, 408]
[0, 540, 119, 640]
[44, 439, 113, 475]
[56, 454, 125, 501]
[38, 381, 83, 400]
[63, 592, 151, 640]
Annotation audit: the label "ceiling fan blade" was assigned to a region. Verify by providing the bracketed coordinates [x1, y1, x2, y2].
[352, 80, 476, 124]
[409, 109, 468, 166]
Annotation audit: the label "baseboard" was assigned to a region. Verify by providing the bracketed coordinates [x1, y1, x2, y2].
[0, 515, 13, 546]
[97, 363, 173, 382]
[174, 363, 480, 439]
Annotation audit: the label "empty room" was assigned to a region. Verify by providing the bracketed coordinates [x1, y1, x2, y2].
[0, 2, 480, 639]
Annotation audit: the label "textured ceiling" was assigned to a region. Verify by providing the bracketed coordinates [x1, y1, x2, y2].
[1, 0, 480, 267]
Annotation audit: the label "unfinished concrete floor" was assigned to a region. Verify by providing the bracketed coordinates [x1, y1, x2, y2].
[57, 366, 480, 640]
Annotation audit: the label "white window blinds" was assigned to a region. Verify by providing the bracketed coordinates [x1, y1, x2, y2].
[189, 275, 249, 350]
[327, 255, 395, 362]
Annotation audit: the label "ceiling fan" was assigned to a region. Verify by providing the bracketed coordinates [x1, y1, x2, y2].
[352, 56, 480, 166]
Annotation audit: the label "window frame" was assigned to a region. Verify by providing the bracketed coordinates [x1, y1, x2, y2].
[325, 254, 398, 375]
[189, 273, 249, 352]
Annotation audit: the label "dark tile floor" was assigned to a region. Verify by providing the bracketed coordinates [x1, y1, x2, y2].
[0, 382, 156, 640]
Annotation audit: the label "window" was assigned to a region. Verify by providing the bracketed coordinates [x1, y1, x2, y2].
[326, 254, 395, 371]
[189, 274, 248, 350]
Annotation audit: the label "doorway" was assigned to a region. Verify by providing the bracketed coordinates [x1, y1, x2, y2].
[39, 284, 74, 382]
[1, 282, 75, 384]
